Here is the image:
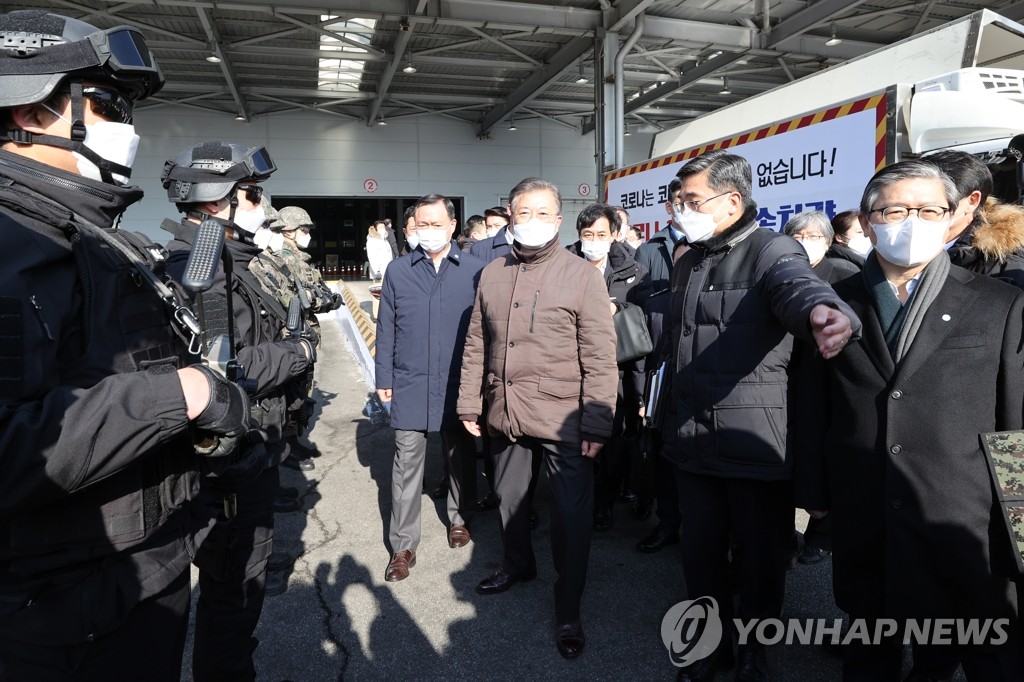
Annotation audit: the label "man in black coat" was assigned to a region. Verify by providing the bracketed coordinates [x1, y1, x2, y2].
[633, 177, 684, 302]
[566, 203, 646, 530]
[796, 159, 1023, 681]
[664, 150, 859, 682]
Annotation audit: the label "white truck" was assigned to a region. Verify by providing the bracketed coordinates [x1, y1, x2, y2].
[606, 9, 1024, 237]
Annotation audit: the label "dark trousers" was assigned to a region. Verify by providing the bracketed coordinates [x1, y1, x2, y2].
[653, 446, 681, 531]
[192, 464, 279, 682]
[843, 619, 1023, 682]
[492, 435, 593, 624]
[674, 470, 792, 632]
[0, 569, 190, 682]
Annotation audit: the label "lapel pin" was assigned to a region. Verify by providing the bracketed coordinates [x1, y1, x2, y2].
[941, 314, 951, 321]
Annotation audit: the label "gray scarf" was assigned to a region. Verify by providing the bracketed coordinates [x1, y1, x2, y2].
[892, 251, 950, 364]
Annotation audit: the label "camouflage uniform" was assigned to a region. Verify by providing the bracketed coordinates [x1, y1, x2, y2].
[249, 201, 318, 440]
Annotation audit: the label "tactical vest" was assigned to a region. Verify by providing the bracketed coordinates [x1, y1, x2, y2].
[5, 220, 202, 575]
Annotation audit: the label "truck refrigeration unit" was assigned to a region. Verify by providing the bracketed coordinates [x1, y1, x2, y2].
[606, 9, 1024, 237]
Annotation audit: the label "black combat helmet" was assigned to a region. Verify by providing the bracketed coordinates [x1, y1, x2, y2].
[162, 142, 276, 205]
[0, 10, 163, 184]
[0, 10, 163, 108]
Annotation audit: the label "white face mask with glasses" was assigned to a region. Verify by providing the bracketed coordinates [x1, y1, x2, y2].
[868, 205, 951, 267]
[792, 233, 828, 264]
[670, 192, 731, 244]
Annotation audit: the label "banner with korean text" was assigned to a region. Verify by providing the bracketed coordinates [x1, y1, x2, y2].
[605, 93, 888, 238]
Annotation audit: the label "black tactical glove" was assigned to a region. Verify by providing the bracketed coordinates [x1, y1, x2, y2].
[193, 364, 252, 436]
[289, 336, 317, 365]
[301, 324, 321, 350]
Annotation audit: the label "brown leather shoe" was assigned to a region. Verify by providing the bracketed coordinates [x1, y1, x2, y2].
[448, 524, 471, 548]
[385, 550, 416, 582]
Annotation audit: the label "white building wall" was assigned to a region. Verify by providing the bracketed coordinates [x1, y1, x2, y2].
[126, 108, 652, 243]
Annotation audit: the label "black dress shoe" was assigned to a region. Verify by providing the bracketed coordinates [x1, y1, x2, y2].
[272, 495, 301, 513]
[637, 527, 679, 553]
[264, 571, 287, 597]
[267, 551, 292, 572]
[278, 486, 300, 499]
[556, 621, 585, 659]
[593, 506, 613, 532]
[676, 644, 735, 682]
[281, 456, 314, 472]
[474, 491, 500, 511]
[475, 567, 537, 595]
[797, 545, 830, 565]
[632, 497, 653, 521]
[290, 440, 321, 459]
[735, 645, 769, 682]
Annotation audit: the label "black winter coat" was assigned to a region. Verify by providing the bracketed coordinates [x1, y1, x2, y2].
[0, 152, 205, 645]
[633, 226, 678, 303]
[565, 240, 645, 303]
[795, 262, 1023, 623]
[661, 207, 861, 481]
[948, 201, 1024, 290]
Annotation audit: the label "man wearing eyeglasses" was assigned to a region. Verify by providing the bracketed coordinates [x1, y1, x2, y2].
[458, 177, 618, 660]
[162, 142, 315, 681]
[795, 159, 1024, 681]
[0, 10, 262, 680]
[664, 150, 861, 682]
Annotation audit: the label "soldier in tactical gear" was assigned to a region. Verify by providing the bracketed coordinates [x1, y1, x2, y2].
[248, 200, 324, 473]
[161, 141, 315, 681]
[0, 10, 255, 680]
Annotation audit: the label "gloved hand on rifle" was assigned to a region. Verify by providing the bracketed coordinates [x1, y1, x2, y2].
[190, 364, 269, 486]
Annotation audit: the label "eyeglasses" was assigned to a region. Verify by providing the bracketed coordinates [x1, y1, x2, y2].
[671, 191, 732, 213]
[791, 233, 828, 242]
[512, 209, 558, 223]
[869, 205, 951, 224]
[80, 86, 134, 124]
[237, 184, 263, 204]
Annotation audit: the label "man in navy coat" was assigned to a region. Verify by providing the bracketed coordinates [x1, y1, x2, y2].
[376, 194, 486, 582]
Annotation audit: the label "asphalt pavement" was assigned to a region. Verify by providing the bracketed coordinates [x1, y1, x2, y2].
[179, 279, 849, 682]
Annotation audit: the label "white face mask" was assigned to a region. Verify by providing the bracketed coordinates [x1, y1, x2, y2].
[296, 231, 311, 249]
[405, 232, 420, 250]
[869, 216, 950, 267]
[799, 239, 828, 265]
[580, 239, 611, 261]
[42, 104, 139, 186]
[513, 220, 557, 247]
[626, 238, 642, 249]
[253, 227, 273, 250]
[233, 206, 266, 235]
[847, 234, 873, 257]
[416, 229, 449, 253]
[671, 203, 722, 244]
